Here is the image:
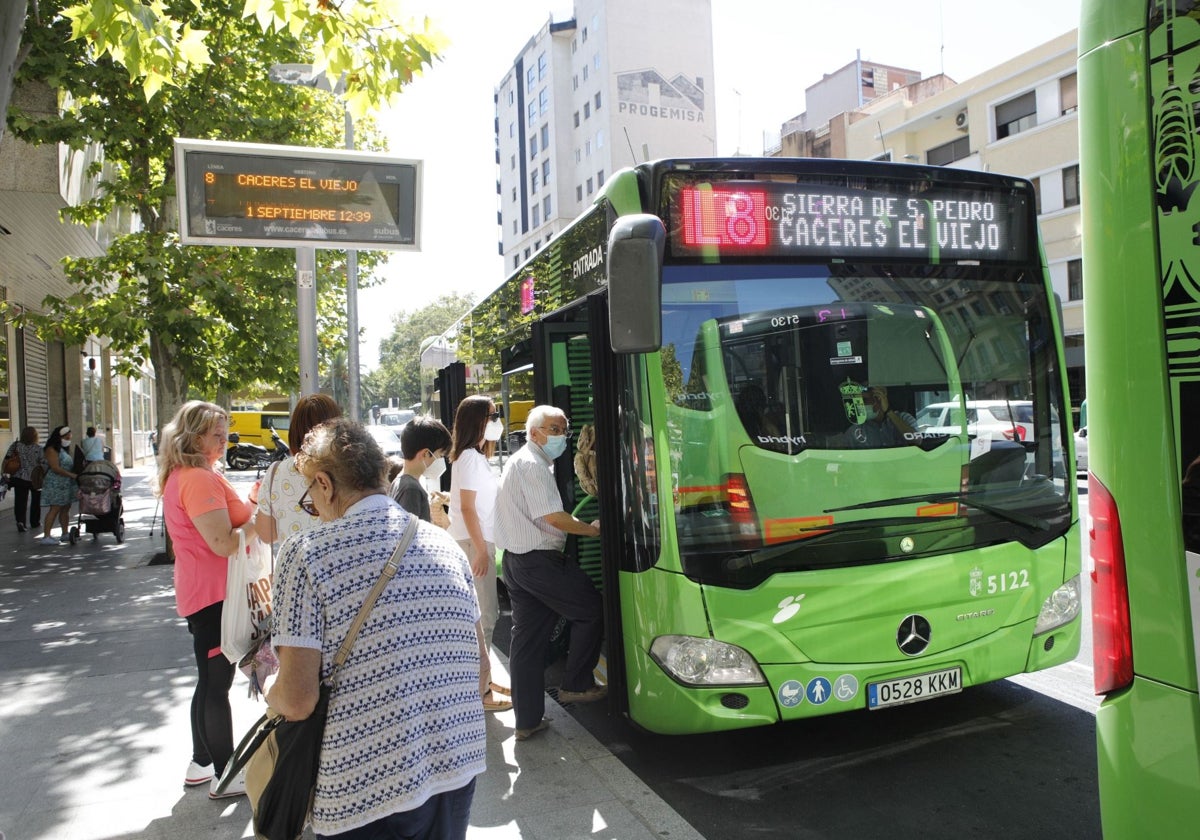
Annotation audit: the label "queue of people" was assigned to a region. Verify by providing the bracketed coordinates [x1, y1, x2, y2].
[147, 394, 602, 838]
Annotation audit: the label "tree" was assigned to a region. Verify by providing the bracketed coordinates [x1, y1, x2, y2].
[366, 293, 474, 409]
[6, 0, 440, 427]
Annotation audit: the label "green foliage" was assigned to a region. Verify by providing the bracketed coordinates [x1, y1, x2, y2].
[366, 293, 475, 408]
[64, 0, 447, 120]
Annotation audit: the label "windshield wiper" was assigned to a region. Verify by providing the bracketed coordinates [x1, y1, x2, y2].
[825, 491, 1052, 531]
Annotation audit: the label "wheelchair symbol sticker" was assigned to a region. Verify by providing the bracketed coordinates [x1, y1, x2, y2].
[778, 680, 805, 708]
[833, 674, 858, 702]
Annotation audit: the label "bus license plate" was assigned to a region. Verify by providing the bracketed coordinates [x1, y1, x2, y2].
[867, 667, 962, 710]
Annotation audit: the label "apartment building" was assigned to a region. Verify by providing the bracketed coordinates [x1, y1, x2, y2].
[773, 30, 1084, 406]
[494, 0, 716, 273]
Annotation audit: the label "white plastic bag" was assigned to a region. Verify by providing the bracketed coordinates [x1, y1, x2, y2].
[221, 529, 273, 664]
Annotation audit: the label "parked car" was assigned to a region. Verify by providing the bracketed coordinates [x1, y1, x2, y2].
[1074, 426, 1089, 473]
[365, 424, 403, 459]
[914, 400, 1034, 442]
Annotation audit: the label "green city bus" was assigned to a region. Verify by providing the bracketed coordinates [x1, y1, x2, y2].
[446, 157, 1080, 734]
[1079, 2, 1200, 834]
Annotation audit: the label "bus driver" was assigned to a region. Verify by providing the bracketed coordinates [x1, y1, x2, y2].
[837, 378, 917, 448]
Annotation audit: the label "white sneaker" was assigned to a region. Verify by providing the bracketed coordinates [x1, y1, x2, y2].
[209, 768, 246, 799]
[184, 760, 214, 786]
[37, 536, 59, 546]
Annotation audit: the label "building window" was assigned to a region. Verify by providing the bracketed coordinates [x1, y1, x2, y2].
[527, 66, 535, 89]
[529, 136, 538, 159]
[1068, 258, 1083, 300]
[574, 148, 581, 163]
[531, 171, 539, 193]
[511, 187, 516, 202]
[537, 52, 547, 80]
[509, 121, 514, 138]
[539, 88, 549, 114]
[573, 75, 578, 91]
[576, 184, 583, 202]
[1063, 164, 1080, 207]
[574, 111, 580, 128]
[511, 154, 516, 170]
[1060, 73, 1077, 115]
[524, 247, 531, 260]
[597, 169, 604, 187]
[540, 124, 549, 148]
[586, 176, 594, 195]
[528, 102, 536, 125]
[582, 26, 587, 43]
[513, 220, 517, 235]
[595, 92, 602, 111]
[582, 64, 588, 82]
[532, 205, 540, 226]
[593, 54, 600, 70]
[584, 102, 591, 119]
[542, 159, 550, 183]
[543, 195, 551, 217]
[507, 90, 514, 105]
[514, 255, 520, 270]
[596, 130, 604, 149]
[996, 91, 1037, 139]
[926, 136, 970, 166]
[1031, 176, 1042, 215]
[585, 140, 591, 157]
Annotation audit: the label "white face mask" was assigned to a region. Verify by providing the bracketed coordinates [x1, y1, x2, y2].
[423, 453, 447, 482]
[484, 419, 503, 442]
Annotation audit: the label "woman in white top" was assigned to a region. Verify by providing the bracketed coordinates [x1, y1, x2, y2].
[255, 393, 341, 546]
[449, 394, 510, 711]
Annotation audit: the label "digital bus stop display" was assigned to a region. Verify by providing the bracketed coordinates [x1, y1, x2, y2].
[177, 142, 419, 250]
[669, 178, 1030, 262]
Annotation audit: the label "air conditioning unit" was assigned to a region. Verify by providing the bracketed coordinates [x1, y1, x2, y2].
[954, 110, 969, 132]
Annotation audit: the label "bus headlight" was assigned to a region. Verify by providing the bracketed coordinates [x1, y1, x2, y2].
[1034, 575, 1081, 635]
[649, 635, 767, 686]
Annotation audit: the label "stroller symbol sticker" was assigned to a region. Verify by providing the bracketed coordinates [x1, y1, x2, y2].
[778, 680, 805, 707]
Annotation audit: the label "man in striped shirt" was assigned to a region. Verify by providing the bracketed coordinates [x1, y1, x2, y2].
[494, 405, 604, 741]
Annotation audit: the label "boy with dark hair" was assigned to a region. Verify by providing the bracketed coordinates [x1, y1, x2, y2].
[389, 416, 452, 521]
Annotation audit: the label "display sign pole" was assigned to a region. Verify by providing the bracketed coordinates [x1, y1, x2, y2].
[296, 246, 319, 395]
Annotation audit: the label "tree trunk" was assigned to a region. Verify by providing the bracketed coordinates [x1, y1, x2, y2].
[150, 332, 189, 436]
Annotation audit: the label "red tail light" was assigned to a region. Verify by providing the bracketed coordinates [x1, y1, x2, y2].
[724, 474, 756, 526]
[1089, 474, 1133, 694]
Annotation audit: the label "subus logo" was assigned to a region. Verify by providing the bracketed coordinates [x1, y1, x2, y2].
[616, 69, 706, 122]
[773, 594, 806, 624]
[572, 246, 604, 279]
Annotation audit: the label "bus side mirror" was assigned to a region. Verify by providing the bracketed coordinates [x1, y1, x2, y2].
[608, 213, 664, 353]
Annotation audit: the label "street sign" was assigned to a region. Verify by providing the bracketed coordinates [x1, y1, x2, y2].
[174, 138, 421, 251]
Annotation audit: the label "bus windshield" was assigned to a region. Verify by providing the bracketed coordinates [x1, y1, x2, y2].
[659, 262, 1070, 585]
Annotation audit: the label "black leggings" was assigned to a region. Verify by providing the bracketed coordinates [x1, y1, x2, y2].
[185, 601, 235, 773]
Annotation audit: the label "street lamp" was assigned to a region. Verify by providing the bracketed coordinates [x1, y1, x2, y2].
[268, 64, 361, 419]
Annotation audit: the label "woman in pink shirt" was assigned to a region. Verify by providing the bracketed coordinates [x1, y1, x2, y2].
[156, 401, 255, 800]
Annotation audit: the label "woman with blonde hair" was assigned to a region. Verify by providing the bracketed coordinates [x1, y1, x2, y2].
[157, 400, 255, 799]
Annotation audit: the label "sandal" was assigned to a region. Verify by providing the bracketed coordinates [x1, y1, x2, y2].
[489, 682, 512, 697]
[482, 691, 513, 713]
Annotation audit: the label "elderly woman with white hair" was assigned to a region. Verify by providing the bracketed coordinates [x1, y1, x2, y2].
[268, 418, 486, 839]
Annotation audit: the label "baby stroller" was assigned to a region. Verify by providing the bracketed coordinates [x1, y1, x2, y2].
[71, 460, 125, 544]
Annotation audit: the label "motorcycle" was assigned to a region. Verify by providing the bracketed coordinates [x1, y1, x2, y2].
[226, 426, 289, 471]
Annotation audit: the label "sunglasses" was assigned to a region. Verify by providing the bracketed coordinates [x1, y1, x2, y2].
[298, 479, 322, 517]
[489, 411, 502, 420]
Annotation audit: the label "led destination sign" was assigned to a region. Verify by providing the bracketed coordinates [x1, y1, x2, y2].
[175, 139, 420, 250]
[671, 179, 1029, 262]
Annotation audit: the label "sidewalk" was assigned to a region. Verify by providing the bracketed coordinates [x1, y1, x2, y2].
[0, 466, 704, 840]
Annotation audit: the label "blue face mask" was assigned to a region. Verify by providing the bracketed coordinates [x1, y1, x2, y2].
[542, 434, 568, 460]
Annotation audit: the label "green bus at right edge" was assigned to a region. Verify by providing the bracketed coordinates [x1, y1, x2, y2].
[1079, 2, 1200, 835]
